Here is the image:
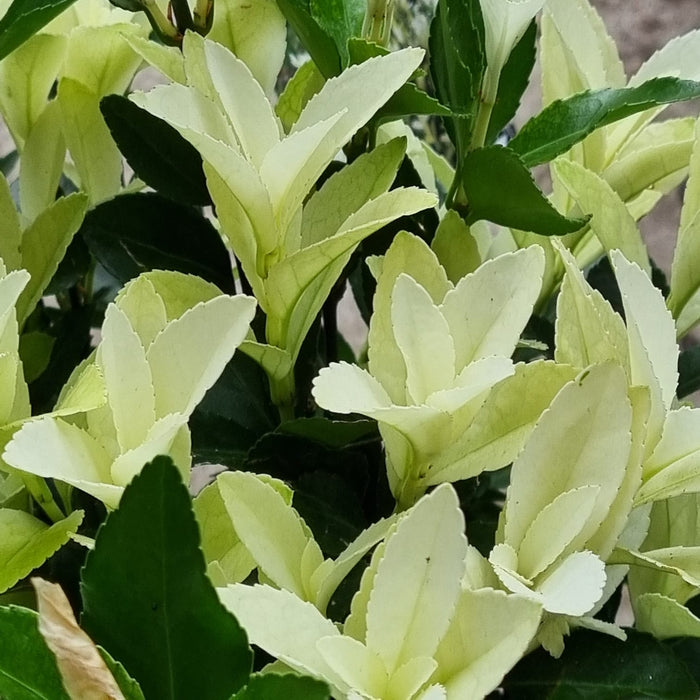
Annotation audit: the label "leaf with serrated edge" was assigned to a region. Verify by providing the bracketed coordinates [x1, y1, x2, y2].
[63, 24, 145, 98]
[193, 481, 257, 586]
[208, 0, 286, 98]
[434, 588, 541, 698]
[200, 38, 280, 168]
[368, 232, 451, 405]
[553, 159, 650, 274]
[18, 192, 88, 323]
[611, 250, 678, 453]
[537, 551, 607, 615]
[365, 484, 467, 674]
[670, 119, 700, 336]
[57, 79, 122, 205]
[391, 274, 455, 405]
[20, 100, 66, 225]
[98, 304, 155, 453]
[518, 486, 600, 580]
[441, 246, 544, 367]
[216, 470, 322, 599]
[217, 584, 346, 693]
[316, 636, 387, 698]
[300, 137, 405, 249]
[503, 363, 632, 553]
[0, 510, 83, 594]
[554, 241, 630, 373]
[147, 295, 257, 418]
[130, 83, 237, 149]
[293, 48, 424, 138]
[603, 118, 695, 205]
[635, 592, 700, 639]
[0, 33, 67, 148]
[3, 417, 120, 506]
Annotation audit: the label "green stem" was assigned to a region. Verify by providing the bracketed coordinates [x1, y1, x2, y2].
[193, 0, 213, 34]
[142, 0, 181, 45]
[22, 474, 65, 523]
[269, 371, 296, 423]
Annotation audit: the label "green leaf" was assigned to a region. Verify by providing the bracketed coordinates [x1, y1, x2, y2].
[0, 605, 70, 700]
[81, 456, 252, 700]
[190, 352, 277, 468]
[81, 192, 236, 293]
[678, 346, 700, 400]
[347, 39, 452, 121]
[101, 95, 211, 206]
[276, 0, 341, 78]
[57, 77, 123, 205]
[485, 19, 537, 145]
[552, 159, 650, 274]
[18, 330, 55, 383]
[511, 77, 700, 167]
[18, 192, 88, 324]
[310, 0, 364, 66]
[0, 0, 77, 60]
[99, 647, 146, 700]
[502, 629, 699, 699]
[0, 509, 83, 595]
[463, 146, 589, 234]
[233, 673, 330, 700]
[429, 0, 485, 152]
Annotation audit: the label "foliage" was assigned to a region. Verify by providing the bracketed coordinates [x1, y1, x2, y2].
[0, 0, 699, 697]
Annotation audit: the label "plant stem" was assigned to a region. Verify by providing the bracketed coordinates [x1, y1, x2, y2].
[193, 0, 213, 34]
[22, 474, 65, 523]
[142, 0, 181, 45]
[269, 371, 296, 423]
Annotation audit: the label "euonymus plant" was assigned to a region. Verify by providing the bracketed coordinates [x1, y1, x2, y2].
[1, 0, 700, 697]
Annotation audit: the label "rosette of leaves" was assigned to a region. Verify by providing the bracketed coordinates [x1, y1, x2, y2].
[218, 483, 542, 699]
[312, 231, 572, 508]
[4, 271, 256, 508]
[131, 33, 437, 417]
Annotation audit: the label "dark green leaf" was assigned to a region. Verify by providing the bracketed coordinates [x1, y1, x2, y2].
[463, 146, 589, 234]
[190, 352, 278, 469]
[232, 673, 330, 700]
[485, 20, 537, 145]
[678, 346, 700, 400]
[101, 95, 211, 207]
[81, 456, 252, 700]
[668, 637, 700, 688]
[45, 233, 92, 296]
[99, 648, 145, 700]
[0, 149, 18, 177]
[511, 77, 700, 167]
[27, 305, 92, 414]
[310, 0, 364, 66]
[0, 605, 70, 700]
[107, 0, 144, 11]
[81, 192, 235, 293]
[0, 0, 78, 60]
[293, 471, 365, 557]
[586, 254, 624, 318]
[276, 0, 341, 78]
[429, 0, 485, 151]
[502, 629, 699, 699]
[18, 330, 55, 383]
[279, 417, 378, 448]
